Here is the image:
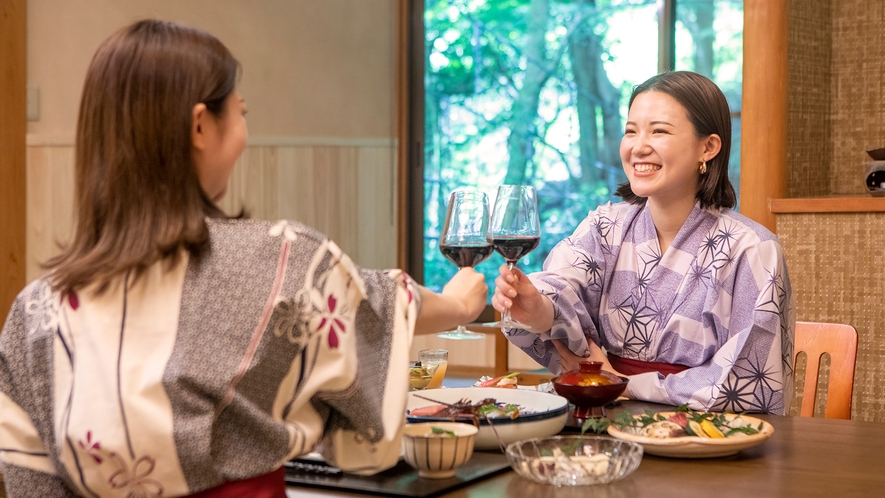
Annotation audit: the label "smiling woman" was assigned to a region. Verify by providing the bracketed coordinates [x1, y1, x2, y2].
[494, 71, 795, 416]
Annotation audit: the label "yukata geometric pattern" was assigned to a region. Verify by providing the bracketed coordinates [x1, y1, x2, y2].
[505, 202, 795, 414]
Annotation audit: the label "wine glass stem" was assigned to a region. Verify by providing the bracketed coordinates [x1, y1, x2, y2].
[503, 261, 516, 324]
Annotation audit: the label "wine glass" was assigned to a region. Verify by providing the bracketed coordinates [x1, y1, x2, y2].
[487, 185, 540, 328]
[437, 190, 493, 340]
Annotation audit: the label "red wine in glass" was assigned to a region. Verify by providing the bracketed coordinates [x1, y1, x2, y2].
[440, 243, 494, 268]
[437, 190, 492, 340]
[491, 236, 540, 264]
[486, 185, 540, 329]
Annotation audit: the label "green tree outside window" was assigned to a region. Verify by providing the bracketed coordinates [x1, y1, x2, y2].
[419, 0, 743, 295]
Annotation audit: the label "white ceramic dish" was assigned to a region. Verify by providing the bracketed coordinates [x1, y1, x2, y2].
[406, 387, 569, 451]
[606, 412, 774, 458]
[402, 422, 478, 479]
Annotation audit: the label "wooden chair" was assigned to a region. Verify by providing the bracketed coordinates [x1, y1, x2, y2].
[791, 321, 858, 419]
[463, 313, 554, 385]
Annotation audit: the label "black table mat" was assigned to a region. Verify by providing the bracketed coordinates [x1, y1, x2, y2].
[284, 451, 511, 497]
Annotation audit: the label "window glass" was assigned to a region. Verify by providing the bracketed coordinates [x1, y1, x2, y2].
[675, 0, 743, 205]
[421, 0, 743, 294]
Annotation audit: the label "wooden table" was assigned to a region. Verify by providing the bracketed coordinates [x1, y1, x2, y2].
[287, 401, 885, 497]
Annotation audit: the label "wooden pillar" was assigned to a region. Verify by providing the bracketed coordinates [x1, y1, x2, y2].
[395, 0, 409, 271]
[741, 0, 789, 232]
[0, 0, 27, 317]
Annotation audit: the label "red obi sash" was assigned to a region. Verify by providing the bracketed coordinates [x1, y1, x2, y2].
[184, 467, 286, 498]
[608, 354, 690, 377]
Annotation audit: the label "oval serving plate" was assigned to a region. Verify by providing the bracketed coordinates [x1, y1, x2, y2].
[406, 387, 569, 451]
[606, 412, 774, 458]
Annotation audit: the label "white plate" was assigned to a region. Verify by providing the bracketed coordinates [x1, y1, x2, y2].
[606, 412, 774, 458]
[406, 387, 569, 451]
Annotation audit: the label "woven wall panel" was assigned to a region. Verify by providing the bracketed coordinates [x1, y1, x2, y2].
[777, 213, 885, 422]
[831, 0, 885, 195]
[786, 0, 832, 197]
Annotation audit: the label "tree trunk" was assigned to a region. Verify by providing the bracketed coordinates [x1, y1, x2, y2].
[568, 19, 599, 182]
[687, 2, 716, 76]
[503, 0, 550, 186]
[568, 7, 623, 188]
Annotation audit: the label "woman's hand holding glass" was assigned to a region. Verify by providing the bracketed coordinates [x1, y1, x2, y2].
[491, 265, 553, 333]
[442, 267, 488, 325]
[486, 185, 541, 328]
[437, 190, 493, 340]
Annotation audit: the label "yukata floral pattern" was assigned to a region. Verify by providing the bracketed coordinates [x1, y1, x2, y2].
[505, 202, 794, 414]
[0, 218, 419, 496]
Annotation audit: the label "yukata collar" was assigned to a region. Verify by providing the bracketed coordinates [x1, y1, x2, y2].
[640, 201, 720, 263]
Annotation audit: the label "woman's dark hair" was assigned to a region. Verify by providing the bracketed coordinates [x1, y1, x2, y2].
[45, 20, 240, 294]
[615, 71, 736, 210]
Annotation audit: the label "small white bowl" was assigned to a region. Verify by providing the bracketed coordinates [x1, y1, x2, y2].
[402, 422, 478, 479]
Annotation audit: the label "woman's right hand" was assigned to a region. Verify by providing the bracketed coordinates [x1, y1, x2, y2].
[492, 264, 553, 332]
[441, 267, 488, 324]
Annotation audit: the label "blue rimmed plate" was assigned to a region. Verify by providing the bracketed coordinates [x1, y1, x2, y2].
[406, 387, 569, 450]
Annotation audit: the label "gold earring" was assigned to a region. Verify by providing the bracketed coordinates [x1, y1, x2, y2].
[699, 161, 707, 175]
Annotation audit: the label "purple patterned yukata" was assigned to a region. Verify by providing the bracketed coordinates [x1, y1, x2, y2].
[0, 219, 419, 497]
[505, 202, 794, 414]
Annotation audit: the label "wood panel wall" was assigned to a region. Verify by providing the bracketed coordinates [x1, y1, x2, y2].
[25, 140, 398, 281]
[741, 0, 788, 231]
[0, 0, 27, 317]
[26, 137, 532, 374]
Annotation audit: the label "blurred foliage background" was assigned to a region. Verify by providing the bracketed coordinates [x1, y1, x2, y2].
[420, 0, 744, 296]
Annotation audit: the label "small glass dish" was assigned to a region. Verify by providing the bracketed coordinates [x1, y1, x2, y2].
[505, 435, 642, 486]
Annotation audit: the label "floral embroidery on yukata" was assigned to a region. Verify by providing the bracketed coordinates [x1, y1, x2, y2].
[23, 282, 60, 337]
[107, 453, 163, 498]
[272, 289, 313, 347]
[313, 293, 347, 349]
[268, 220, 298, 241]
[68, 291, 80, 311]
[79, 431, 103, 464]
[77, 432, 164, 498]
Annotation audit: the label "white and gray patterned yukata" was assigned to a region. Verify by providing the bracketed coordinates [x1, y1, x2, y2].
[0, 219, 419, 497]
[506, 201, 794, 414]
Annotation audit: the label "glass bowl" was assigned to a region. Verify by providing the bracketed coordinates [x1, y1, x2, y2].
[505, 435, 643, 486]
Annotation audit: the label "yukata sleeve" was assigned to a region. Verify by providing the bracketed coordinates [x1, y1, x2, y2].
[303, 244, 420, 475]
[504, 214, 608, 375]
[0, 298, 78, 496]
[627, 238, 795, 414]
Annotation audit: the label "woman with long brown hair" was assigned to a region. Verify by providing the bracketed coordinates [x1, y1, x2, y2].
[0, 20, 486, 497]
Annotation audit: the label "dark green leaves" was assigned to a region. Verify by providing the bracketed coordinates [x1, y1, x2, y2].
[431, 427, 457, 437]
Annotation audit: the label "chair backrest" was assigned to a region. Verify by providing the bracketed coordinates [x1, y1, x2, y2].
[791, 321, 858, 419]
